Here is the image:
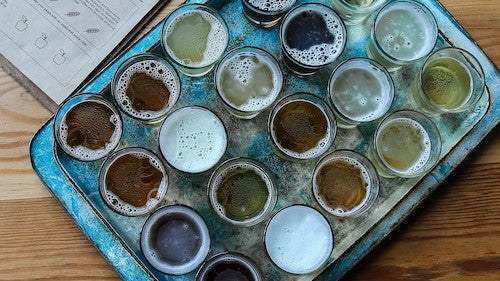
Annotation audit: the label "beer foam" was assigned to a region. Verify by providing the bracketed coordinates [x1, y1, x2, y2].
[159, 107, 227, 173]
[247, 0, 296, 12]
[165, 10, 228, 67]
[377, 117, 432, 176]
[375, 2, 437, 61]
[101, 150, 168, 216]
[265, 205, 333, 274]
[313, 156, 371, 215]
[283, 7, 346, 66]
[209, 161, 274, 225]
[216, 51, 281, 112]
[271, 99, 333, 159]
[330, 62, 393, 122]
[114, 59, 180, 120]
[58, 100, 122, 161]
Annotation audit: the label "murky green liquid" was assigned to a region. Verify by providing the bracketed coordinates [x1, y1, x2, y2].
[216, 168, 269, 221]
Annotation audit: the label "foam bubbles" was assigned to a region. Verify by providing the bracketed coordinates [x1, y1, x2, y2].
[114, 59, 180, 120]
[247, 0, 296, 12]
[264, 205, 333, 274]
[159, 107, 227, 173]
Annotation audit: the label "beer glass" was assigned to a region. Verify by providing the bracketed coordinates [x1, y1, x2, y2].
[99, 147, 168, 216]
[208, 158, 277, 227]
[111, 53, 180, 124]
[331, 0, 388, 25]
[269, 92, 336, 161]
[366, 0, 438, 71]
[214, 46, 283, 119]
[242, 0, 297, 28]
[54, 93, 122, 161]
[327, 57, 394, 128]
[410, 47, 485, 114]
[161, 4, 229, 77]
[313, 150, 379, 217]
[280, 3, 347, 76]
[158, 106, 227, 174]
[140, 205, 210, 275]
[369, 110, 442, 178]
[264, 205, 333, 274]
[196, 252, 264, 281]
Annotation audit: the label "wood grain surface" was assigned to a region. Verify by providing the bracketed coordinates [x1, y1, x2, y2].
[1, 0, 499, 280]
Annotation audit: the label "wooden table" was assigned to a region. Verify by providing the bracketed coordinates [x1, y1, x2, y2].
[1, 0, 499, 280]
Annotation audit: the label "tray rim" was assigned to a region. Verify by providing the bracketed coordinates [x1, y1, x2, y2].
[30, 0, 500, 280]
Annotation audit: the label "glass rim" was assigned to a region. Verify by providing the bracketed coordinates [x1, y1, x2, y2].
[372, 0, 438, 64]
[207, 157, 277, 226]
[336, 0, 388, 13]
[312, 149, 380, 217]
[279, 2, 347, 68]
[98, 147, 168, 216]
[158, 105, 228, 174]
[328, 57, 395, 123]
[161, 3, 229, 70]
[373, 110, 442, 177]
[268, 92, 337, 160]
[214, 46, 283, 114]
[417, 47, 486, 113]
[140, 204, 211, 275]
[110, 52, 181, 122]
[53, 93, 123, 162]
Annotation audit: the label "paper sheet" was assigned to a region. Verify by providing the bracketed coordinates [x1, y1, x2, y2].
[0, 0, 162, 107]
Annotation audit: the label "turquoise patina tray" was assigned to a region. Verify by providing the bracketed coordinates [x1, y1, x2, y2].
[30, 0, 499, 280]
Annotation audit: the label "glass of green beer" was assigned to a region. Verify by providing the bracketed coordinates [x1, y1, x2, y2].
[366, 0, 438, 71]
[369, 110, 442, 178]
[161, 4, 229, 77]
[208, 158, 277, 227]
[410, 47, 485, 115]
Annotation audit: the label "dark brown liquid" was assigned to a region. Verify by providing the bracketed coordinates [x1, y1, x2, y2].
[316, 160, 367, 210]
[126, 72, 170, 111]
[203, 261, 254, 281]
[273, 101, 328, 153]
[65, 101, 116, 150]
[105, 154, 163, 207]
[150, 214, 202, 266]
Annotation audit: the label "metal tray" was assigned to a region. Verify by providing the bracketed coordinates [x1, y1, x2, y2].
[30, 0, 500, 280]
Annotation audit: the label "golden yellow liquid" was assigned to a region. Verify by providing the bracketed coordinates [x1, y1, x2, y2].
[422, 57, 472, 110]
[376, 118, 429, 173]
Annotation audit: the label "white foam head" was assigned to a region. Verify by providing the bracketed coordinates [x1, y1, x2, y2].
[159, 106, 227, 174]
[377, 117, 432, 176]
[114, 58, 180, 121]
[216, 48, 282, 113]
[247, 0, 296, 12]
[58, 98, 122, 161]
[164, 8, 228, 68]
[100, 148, 168, 216]
[329, 59, 394, 122]
[265, 205, 333, 274]
[282, 4, 346, 67]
